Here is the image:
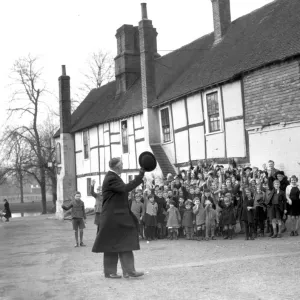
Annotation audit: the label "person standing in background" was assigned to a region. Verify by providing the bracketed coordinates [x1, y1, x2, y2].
[91, 179, 103, 235]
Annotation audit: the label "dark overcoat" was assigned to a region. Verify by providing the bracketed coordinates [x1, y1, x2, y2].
[92, 171, 143, 253]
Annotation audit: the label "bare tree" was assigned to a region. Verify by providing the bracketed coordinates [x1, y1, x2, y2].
[5, 54, 51, 214]
[73, 50, 114, 111]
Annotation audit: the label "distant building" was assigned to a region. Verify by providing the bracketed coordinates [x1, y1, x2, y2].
[54, 0, 300, 215]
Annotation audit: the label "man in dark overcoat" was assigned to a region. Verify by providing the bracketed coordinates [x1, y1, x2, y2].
[92, 157, 145, 279]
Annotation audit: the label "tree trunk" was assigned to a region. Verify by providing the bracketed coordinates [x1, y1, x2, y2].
[51, 173, 57, 213]
[40, 167, 47, 214]
[19, 171, 24, 203]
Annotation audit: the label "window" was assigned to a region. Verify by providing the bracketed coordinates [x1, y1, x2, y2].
[87, 178, 92, 196]
[83, 130, 89, 159]
[206, 92, 220, 133]
[121, 120, 128, 154]
[160, 108, 171, 143]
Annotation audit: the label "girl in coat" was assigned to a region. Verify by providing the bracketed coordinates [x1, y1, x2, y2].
[182, 202, 194, 240]
[193, 197, 206, 240]
[253, 185, 267, 237]
[143, 194, 158, 241]
[286, 175, 300, 236]
[265, 180, 287, 238]
[204, 200, 218, 241]
[219, 196, 236, 240]
[166, 200, 181, 240]
[241, 188, 255, 240]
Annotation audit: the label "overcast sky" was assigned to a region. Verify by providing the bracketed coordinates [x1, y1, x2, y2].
[0, 0, 274, 130]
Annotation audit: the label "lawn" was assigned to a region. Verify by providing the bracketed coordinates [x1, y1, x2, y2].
[5, 201, 54, 213]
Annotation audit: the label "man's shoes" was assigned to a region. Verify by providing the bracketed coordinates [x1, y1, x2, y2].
[127, 271, 144, 278]
[105, 274, 122, 279]
[123, 273, 130, 278]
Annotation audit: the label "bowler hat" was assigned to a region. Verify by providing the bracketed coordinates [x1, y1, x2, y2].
[139, 151, 157, 172]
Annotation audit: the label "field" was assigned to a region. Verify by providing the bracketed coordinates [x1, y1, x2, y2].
[7, 201, 54, 213]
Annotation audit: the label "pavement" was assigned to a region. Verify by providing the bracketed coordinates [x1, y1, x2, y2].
[1, 215, 300, 300]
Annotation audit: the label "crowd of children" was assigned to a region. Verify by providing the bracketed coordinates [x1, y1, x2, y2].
[129, 159, 300, 242]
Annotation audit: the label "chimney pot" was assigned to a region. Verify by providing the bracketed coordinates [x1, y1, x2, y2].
[62, 65, 66, 76]
[141, 3, 148, 19]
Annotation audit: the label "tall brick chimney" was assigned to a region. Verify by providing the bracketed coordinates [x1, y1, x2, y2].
[59, 65, 71, 133]
[56, 66, 76, 220]
[115, 25, 141, 94]
[139, 3, 161, 147]
[139, 3, 158, 109]
[211, 0, 231, 44]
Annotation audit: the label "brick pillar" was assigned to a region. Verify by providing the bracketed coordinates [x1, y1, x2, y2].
[211, 0, 231, 44]
[56, 66, 76, 220]
[139, 3, 161, 147]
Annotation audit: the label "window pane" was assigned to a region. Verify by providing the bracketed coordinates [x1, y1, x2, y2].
[207, 92, 219, 116]
[121, 121, 128, 154]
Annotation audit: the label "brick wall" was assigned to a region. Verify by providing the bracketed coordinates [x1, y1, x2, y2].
[243, 59, 300, 128]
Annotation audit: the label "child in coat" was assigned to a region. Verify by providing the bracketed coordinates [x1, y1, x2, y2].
[178, 197, 186, 238]
[144, 194, 158, 241]
[131, 193, 144, 239]
[204, 200, 218, 240]
[241, 188, 255, 240]
[166, 200, 181, 240]
[182, 202, 194, 240]
[62, 191, 87, 247]
[155, 190, 167, 239]
[219, 196, 236, 240]
[265, 179, 287, 238]
[253, 185, 267, 237]
[193, 197, 206, 241]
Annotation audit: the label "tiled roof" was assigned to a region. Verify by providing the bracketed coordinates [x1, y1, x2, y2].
[54, 0, 300, 136]
[153, 0, 300, 106]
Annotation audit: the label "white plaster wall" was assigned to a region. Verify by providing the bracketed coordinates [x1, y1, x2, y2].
[76, 152, 83, 175]
[110, 134, 120, 143]
[90, 148, 99, 173]
[83, 157, 91, 175]
[249, 123, 300, 176]
[100, 174, 105, 186]
[104, 146, 111, 172]
[189, 126, 205, 160]
[187, 93, 203, 124]
[104, 131, 110, 146]
[111, 144, 121, 160]
[98, 124, 104, 145]
[135, 141, 146, 167]
[162, 142, 176, 164]
[206, 132, 225, 158]
[225, 119, 246, 157]
[104, 123, 109, 132]
[122, 153, 129, 169]
[134, 114, 143, 128]
[111, 121, 120, 133]
[99, 147, 105, 172]
[175, 130, 189, 163]
[128, 136, 137, 169]
[135, 129, 144, 140]
[222, 81, 243, 118]
[75, 132, 82, 151]
[127, 117, 134, 135]
[172, 99, 187, 130]
[89, 127, 98, 148]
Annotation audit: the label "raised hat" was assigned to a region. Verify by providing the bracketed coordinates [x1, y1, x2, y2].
[138, 151, 157, 172]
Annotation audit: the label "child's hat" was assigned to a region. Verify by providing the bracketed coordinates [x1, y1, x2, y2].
[244, 167, 252, 172]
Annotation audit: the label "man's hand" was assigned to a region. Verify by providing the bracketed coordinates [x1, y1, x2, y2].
[92, 179, 96, 185]
[288, 200, 292, 205]
[139, 168, 145, 176]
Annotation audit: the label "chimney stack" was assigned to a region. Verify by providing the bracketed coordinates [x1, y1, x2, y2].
[114, 25, 141, 95]
[139, 3, 158, 108]
[141, 3, 148, 19]
[211, 0, 231, 44]
[58, 65, 71, 133]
